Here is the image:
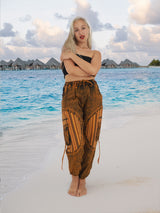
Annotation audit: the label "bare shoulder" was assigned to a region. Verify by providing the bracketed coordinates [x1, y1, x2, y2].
[62, 47, 70, 53]
[92, 50, 101, 57]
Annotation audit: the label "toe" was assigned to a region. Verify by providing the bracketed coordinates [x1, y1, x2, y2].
[68, 190, 77, 196]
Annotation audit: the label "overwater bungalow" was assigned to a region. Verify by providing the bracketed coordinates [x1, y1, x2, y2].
[45, 57, 60, 69]
[102, 59, 118, 68]
[0, 57, 140, 71]
[7, 60, 14, 70]
[119, 59, 139, 68]
[0, 60, 8, 70]
[12, 58, 26, 70]
[32, 59, 45, 70]
[25, 60, 34, 70]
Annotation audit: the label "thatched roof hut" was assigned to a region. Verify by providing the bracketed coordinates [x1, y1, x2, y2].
[102, 59, 118, 68]
[32, 59, 45, 70]
[25, 60, 34, 66]
[119, 59, 139, 68]
[7, 60, 14, 67]
[45, 57, 60, 69]
[0, 60, 8, 70]
[12, 58, 26, 70]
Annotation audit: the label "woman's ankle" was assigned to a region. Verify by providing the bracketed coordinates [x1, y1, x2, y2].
[79, 178, 86, 183]
[71, 175, 79, 181]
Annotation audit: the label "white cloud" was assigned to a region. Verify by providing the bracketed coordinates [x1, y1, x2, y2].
[4, 19, 66, 49]
[25, 19, 67, 48]
[0, 41, 61, 62]
[0, 42, 16, 60]
[114, 26, 128, 42]
[102, 47, 154, 66]
[108, 23, 160, 64]
[55, 0, 114, 31]
[1, 0, 160, 66]
[0, 23, 16, 37]
[25, 29, 39, 47]
[54, 13, 68, 20]
[8, 35, 27, 47]
[0, 19, 67, 61]
[19, 15, 32, 22]
[128, 0, 160, 25]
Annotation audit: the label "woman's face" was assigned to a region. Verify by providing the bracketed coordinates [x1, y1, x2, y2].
[73, 19, 89, 44]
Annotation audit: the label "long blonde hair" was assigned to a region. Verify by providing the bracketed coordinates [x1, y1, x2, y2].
[62, 16, 92, 53]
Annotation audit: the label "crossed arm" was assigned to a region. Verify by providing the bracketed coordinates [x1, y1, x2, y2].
[60, 50, 101, 77]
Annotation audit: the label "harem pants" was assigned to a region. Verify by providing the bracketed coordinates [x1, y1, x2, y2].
[61, 79, 103, 179]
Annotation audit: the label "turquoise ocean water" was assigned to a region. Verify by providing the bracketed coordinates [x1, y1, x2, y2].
[1, 67, 160, 132]
[0, 67, 160, 200]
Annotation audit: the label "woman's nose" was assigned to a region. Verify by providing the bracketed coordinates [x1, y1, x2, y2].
[79, 29, 83, 34]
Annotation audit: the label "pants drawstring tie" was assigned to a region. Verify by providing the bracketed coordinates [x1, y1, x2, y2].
[61, 144, 67, 170]
[84, 80, 94, 87]
[97, 140, 101, 164]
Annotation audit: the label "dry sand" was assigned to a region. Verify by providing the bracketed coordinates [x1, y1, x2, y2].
[1, 114, 160, 213]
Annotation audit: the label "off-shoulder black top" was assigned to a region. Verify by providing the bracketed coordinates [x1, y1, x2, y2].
[61, 54, 92, 78]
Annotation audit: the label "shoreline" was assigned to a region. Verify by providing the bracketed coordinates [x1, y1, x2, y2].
[1, 101, 160, 133]
[1, 103, 160, 201]
[1, 111, 160, 212]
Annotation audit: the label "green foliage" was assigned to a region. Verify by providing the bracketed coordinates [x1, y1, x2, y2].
[149, 59, 160, 66]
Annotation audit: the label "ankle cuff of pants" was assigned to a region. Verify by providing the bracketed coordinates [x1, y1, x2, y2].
[67, 145, 84, 176]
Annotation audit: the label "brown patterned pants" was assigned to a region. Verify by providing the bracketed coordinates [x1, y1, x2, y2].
[61, 79, 103, 179]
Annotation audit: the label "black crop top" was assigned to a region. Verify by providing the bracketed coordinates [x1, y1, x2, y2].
[61, 54, 92, 78]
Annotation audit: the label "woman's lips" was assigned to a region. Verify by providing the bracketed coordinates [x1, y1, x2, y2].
[80, 35, 85, 39]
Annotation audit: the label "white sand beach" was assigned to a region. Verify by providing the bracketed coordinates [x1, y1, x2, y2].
[1, 112, 160, 213]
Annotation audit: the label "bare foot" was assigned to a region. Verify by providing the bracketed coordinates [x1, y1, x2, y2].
[68, 175, 79, 196]
[77, 178, 87, 197]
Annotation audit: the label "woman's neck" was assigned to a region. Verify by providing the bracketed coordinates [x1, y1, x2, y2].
[76, 44, 89, 50]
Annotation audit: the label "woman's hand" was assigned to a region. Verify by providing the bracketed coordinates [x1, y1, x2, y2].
[60, 51, 72, 61]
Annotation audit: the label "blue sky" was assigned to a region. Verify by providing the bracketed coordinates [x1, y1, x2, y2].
[0, 0, 160, 65]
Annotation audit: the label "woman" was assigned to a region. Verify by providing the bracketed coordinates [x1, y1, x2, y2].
[60, 16, 103, 197]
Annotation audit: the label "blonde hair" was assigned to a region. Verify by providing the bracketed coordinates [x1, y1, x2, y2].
[62, 16, 92, 53]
